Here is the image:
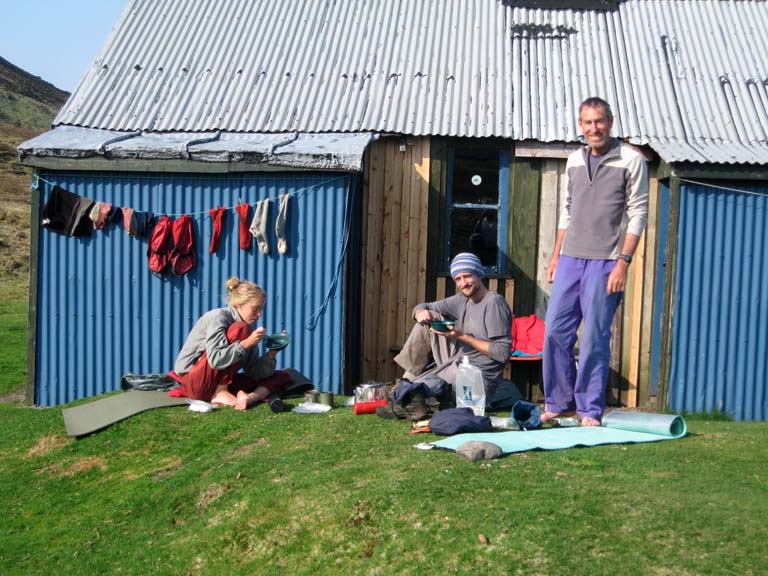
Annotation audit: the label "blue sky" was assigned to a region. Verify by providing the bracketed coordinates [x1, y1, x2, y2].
[0, 0, 127, 93]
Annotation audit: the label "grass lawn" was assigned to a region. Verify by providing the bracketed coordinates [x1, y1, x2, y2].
[0, 276, 28, 399]
[1, 276, 767, 574]
[0, 399, 767, 575]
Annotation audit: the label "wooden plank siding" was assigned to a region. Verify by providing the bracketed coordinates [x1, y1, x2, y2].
[509, 156, 542, 316]
[638, 171, 660, 407]
[360, 137, 432, 385]
[359, 137, 661, 410]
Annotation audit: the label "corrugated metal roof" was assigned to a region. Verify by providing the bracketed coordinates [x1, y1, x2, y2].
[51, 0, 768, 164]
[19, 126, 374, 171]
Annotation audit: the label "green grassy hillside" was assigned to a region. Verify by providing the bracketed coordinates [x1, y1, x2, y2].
[0, 56, 68, 280]
[0, 56, 68, 129]
[0, 56, 69, 398]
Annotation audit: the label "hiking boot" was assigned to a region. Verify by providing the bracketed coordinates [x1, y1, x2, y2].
[376, 400, 408, 419]
[403, 392, 428, 421]
[436, 384, 456, 412]
[268, 393, 285, 413]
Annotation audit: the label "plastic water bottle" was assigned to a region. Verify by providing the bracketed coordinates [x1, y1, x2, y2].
[455, 355, 486, 416]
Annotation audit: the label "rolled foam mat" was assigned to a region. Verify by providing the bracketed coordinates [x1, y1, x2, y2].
[63, 390, 190, 437]
[601, 411, 687, 438]
[432, 411, 687, 454]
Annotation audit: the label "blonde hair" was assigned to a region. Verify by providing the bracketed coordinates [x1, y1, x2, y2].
[225, 277, 265, 307]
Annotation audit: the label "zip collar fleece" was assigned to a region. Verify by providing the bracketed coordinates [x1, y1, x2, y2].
[559, 139, 649, 260]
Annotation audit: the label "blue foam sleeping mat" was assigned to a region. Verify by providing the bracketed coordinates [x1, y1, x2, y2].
[432, 411, 687, 454]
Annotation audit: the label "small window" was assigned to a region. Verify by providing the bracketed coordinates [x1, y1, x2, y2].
[446, 142, 508, 272]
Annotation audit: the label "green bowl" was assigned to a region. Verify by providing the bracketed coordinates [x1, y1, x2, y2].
[264, 333, 291, 350]
[428, 320, 456, 333]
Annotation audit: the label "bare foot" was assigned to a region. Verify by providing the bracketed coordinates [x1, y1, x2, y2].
[541, 410, 575, 423]
[211, 393, 237, 407]
[580, 416, 601, 427]
[211, 385, 238, 407]
[234, 391, 251, 411]
[235, 390, 267, 411]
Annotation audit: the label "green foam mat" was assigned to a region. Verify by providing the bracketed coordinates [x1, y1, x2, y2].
[63, 390, 190, 437]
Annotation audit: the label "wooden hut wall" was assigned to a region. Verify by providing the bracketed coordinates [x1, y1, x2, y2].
[359, 139, 661, 409]
[360, 137, 431, 385]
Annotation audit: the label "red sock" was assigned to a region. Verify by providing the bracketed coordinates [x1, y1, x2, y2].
[235, 203, 252, 250]
[208, 207, 226, 253]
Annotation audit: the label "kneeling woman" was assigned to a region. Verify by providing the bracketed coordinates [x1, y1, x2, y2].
[174, 277, 289, 411]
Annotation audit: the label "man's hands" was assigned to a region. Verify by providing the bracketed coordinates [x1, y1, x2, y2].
[546, 255, 559, 283]
[607, 259, 629, 293]
[414, 309, 436, 324]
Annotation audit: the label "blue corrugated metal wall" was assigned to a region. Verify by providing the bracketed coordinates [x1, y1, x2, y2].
[34, 171, 354, 406]
[669, 181, 768, 421]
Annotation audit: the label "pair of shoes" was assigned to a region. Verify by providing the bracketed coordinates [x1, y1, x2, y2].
[403, 392, 428, 421]
[268, 393, 285, 413]
[376, 400, 408, 419]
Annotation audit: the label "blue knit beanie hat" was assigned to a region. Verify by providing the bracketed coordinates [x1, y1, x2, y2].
[450, 252, 484, 279]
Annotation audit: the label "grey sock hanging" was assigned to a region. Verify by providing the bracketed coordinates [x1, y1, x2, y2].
[275, 193, 289, 254]
[249, 198, 271, 254]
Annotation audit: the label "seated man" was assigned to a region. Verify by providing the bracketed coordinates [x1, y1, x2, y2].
[377, 252, 512, 421]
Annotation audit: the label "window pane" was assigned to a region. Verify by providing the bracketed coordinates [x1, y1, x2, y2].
[450, 209, 498, 268]
[452, 147, 499, 205]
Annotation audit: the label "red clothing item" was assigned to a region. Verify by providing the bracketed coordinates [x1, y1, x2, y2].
[176, 322, 290, 401]
[511, 314, 546, 355]
[208, 207, 226, 253]
[235, 203, 252, 250]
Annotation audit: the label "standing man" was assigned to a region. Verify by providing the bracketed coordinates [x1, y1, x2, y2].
[377, 252, 512, 421]
[542, 97, 649, 426]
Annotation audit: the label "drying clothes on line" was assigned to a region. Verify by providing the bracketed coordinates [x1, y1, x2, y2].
[121, 207, 135, 234]
[170, 214, 195, 275]
[130, 210, 155, 237]
[235, 202, 252, 250]
[249, 198, 271, 255]
[147, 215, 174, 274]
[208, 206, 226, 254]
[41, 185, 95, 237]
[276, 193, 289, 254]
[88, 201, 113, 230]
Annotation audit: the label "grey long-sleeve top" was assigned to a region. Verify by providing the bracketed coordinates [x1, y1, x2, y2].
[174, 306, 275, 380]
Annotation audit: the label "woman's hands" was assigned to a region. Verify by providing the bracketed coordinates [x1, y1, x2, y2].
[241, 326, 266, 349]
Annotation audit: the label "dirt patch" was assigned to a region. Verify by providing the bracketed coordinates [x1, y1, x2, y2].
[26, 434, 71, 457]
[197, 482, 230, 511]
[229, 438, 269, 458]
[0, 388, 26, 404]
[36, 455, 107, 477]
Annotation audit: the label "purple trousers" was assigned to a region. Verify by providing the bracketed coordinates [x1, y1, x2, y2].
[542, 256, 622, 420]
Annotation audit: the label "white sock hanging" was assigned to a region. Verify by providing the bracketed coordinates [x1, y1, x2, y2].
[275, 193, 289, 254]
[249, 198, 271, 254]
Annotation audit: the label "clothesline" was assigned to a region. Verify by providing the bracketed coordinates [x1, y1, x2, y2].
[36, 172, 354, 331]
[679, 178, 768, 198]
[32, 174, 349, 218]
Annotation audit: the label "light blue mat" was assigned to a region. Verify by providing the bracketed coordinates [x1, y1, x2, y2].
[433, 412, 687, 454]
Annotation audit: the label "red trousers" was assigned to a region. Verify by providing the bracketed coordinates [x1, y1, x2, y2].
[179, 322, 291, 401]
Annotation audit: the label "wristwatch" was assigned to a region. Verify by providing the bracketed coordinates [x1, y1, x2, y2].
[618, 253, 632, 264]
